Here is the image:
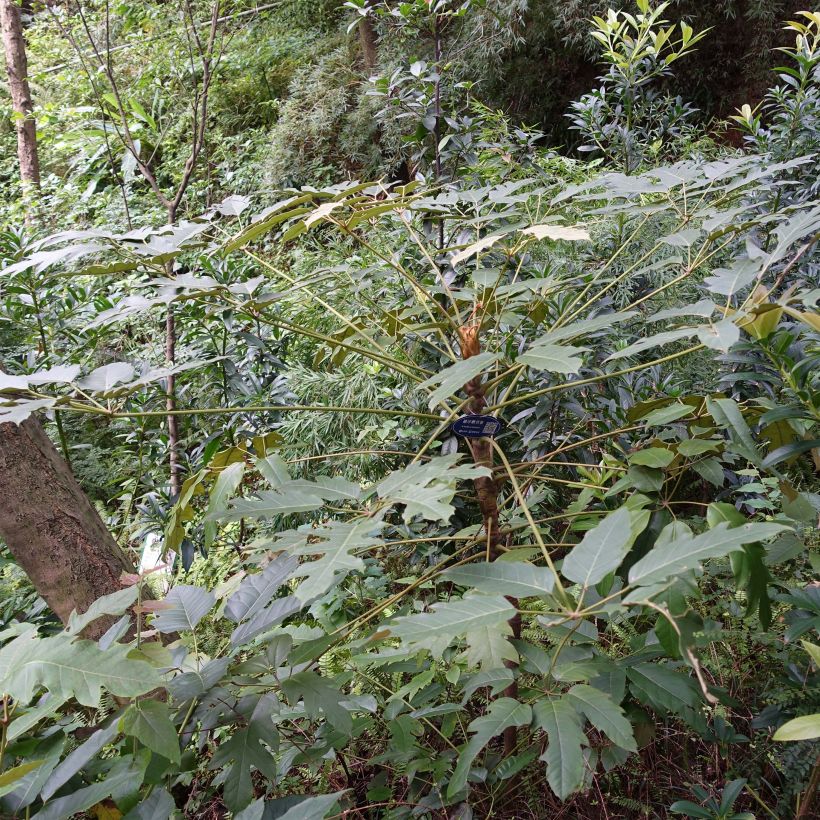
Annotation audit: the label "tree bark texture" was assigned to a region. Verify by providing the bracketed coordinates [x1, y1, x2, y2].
[0, 0, 40, 189]
[357, 0, 378, 71]
[0, 416, 139, 638]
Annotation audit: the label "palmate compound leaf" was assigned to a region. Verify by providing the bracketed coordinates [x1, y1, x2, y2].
[387, 595, 516, 667]
[628, 521, 788, 587]
[272, 519, 385, 602]
[417, 352, 499, 410]
[562, 507, 648, 588]
[0, 629, 162, 707]
[377, 454, 491, 523]
[447, 698, 532, 797]
[532, 697, 587, 800]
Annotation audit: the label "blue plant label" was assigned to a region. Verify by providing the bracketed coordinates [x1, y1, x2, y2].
[451, 414, 503, 438]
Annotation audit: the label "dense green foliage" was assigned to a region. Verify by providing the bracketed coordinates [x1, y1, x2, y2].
[0, 2, 819, 818]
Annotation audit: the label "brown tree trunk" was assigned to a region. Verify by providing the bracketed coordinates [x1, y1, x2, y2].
[459, 324, 522, 756]
[0, 417, 139, 638]
[358, 0, 378, 72]
[0, 0, 40, 194]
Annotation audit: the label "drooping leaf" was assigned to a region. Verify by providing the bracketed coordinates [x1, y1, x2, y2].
[151, 585, 215, 633]
[67, 587, 138, 636]
[280, 670, 352, 734]
[606, 328, 697, 361]
[209, 698, 278, 812]
[203, 462, 246, 547]
[40, 721, 119, 801]
[448, 698, 532, 797]
[225, 554, 299, 623]
[417, 352, 499, 410]
[77, 362, 136, 394]
[120, 700, 181, 763]
[32, 754, 146, 820]
[277, 791, 350, 820]
[533, 697, 587, 799]
[567, 684, 636, 751]
[122, 787, 175, 820]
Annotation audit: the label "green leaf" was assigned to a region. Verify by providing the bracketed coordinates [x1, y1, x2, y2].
[40, 721, 119, 801]
[280, 670, 352, 734]
[567, 684, 637, 751]
[628, 448, 675, 468]
[216, 485, 325, 522]
[626, 664, 700, 717]
[277, 791, 350, 820]
[32, 754, 146, 820]
[706, 397, 760, 466]
[762, 439, 820, 470]
[562, 507, 642, 587]
[518, 342, 587, 374]
[122, 787, 175, 820]
[462, 667, 515, 701]
[120, 700, 181, 763]
[773, 714, 820, 741]
[442, 560, 555, 598]
[521, 224, 590, 242]
[642, 402, 694, 426]
[532, 697, 587, 799]
[275, 519, 383, 602]
[66, 586, 138, 636]
[448, 698, 532, 797]
[628, 522, 787, 587]
[204, 462, 245, 547]
[388, 595, 516, 661]
[377, 455, 490, 523]
[692, 457, 725, 487]
[225, 554, 299, 623]
[0, 630, 162, 707]
[152, 585, 215, 633]
[606, 328, 697, 361]
[209, 698, 278, 811]
[677, 439, 720, 457]
[539, 312, 637, 344]
[696, 318, 740, 352]
[417, 352, 498, 410]
[0, 762, 45, 792]
[463, 623, 519, 671]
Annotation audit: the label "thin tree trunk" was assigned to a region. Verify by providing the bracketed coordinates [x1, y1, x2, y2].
[0, 416, 141, 638]
[0, 0, 40, 199]
[460, 324, 522, 756]
[357, 0, 377, 71]
[165, 203, 181, 499]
